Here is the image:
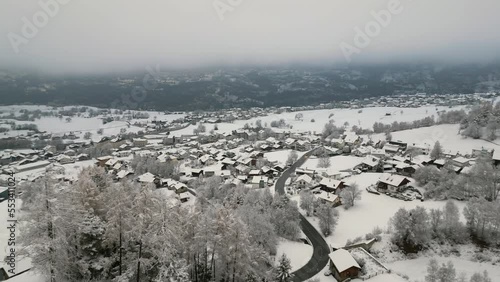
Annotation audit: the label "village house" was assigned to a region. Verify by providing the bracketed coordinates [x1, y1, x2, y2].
[96, 155, 113, 167]
[249, 175, 268, 188]
[328, 249, 361, 282]
[376, 173, 411, 192]
[451, 156, 471, 168]
[296, 174, 313, 189]
[314, 190, 341, 206]
[319, 178, 345, 193]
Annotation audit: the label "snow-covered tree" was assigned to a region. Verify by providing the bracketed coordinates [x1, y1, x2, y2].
[391, 206, 431, 252]
[340, 184, 362, 209]
[299, 190, 315, 216]
[469, 271, 492, 282]
[286, 151, 299, 165]
[316, 201, 339, 236]
[317, 156, 331, 168]
[275, 254, 293, 282]
[430, 141, 443, 160]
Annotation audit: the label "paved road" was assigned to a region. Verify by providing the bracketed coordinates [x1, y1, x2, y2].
[275, 148, 330, 281]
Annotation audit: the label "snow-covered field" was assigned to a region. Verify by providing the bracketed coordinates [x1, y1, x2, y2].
[264, 149, 306, 164]
[295, 172, 467, 248]
[170, 105, 466, 137]
[388, 257, 500, 281]
[275, 239, 313, 272]
[391, 124, 500, 154]
[300, 155, 364, 172]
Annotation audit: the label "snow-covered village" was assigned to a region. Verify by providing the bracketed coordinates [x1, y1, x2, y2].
[2, 1, 500, 281]
[1, 97, 500, 282]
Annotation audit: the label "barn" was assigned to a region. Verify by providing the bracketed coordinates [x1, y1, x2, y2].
[328, 249, 361, 281]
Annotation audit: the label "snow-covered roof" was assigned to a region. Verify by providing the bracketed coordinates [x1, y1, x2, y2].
[138, 172, 156, 183]
[319, 178, 343, 190]
[316, 191, 339, 203]
[452, 156, 469, 164]
[296, 174, 313, 184]
[493, 148, 500, 161]
[328, 249, 361, 272]
[378, 173, 410, 187]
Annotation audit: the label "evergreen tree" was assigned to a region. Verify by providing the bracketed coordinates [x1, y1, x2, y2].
[275, 254, 293, 282]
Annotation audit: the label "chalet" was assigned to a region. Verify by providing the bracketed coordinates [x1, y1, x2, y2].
[191, 169, 203, 177]
[178, 192, 190, 203]
[389, 140, 408, 151]
[383, 144, 400, 155]
[433, 159, 446, 168]
[133, 138, 148, 147]
[451, 156, 470, 168]
[371, 149, 386, 158]
[204, 170, 215, 177]
[261, 166, 277, 176]
[343, 132, 360, 146]
[14, 160, 51, 173]
[249, 176, 268, 188]
[315, 190, 341, 206]
[328, 249, 361, 282]
[219, 170, 231, 179]
[116, 170, 134, 180]
[296, 168, 315, 176]
[96, 155, 113, 167]
[137, 172, 160, 187]
[296, 174, 313, 189]
[395, 162, 417, 176]
[319, 178, 344, 193]
[248, 169, 261, 176]
[358, 156, 380, 171]
[273, 164, 285, 172]
[174, 182, 188, 194]
[352, 146, 371, 157]
[56, 155, 74, 165]
[376, 173, 411, 192]
[76, 153, 90, 161]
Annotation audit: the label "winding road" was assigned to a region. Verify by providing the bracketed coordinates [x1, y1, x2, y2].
[275, 148, 331, 281]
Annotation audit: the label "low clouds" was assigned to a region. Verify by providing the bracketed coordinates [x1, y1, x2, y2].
[1, 0, 499, 73]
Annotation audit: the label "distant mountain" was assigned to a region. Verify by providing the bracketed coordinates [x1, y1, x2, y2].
[1, 64, 499, 110]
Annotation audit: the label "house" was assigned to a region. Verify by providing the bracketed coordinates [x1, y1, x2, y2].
[376, 173, 411, 192]
[352, 146, 371, 157]
[13, 160, 51, 173]
[383, 144, 400, 155]
[116, 170, 134, 180]
[133, 138, 148, 147]
[395, 162, 417, 176]
[315, 190, 341, 206]
[249, 176, 268, 188]
[319, 178, 344, 192]
[96, 155, 113, 167]
[328, 249, 361, 282]
[178, 192, 190, 203]
[296, 174, 313, 189]
[76, 153, 90, 161]
[451, 156, 470, 168]
[137, 172, 160, 187]
[389, 140, 408, 151]
[433, 159, 446, 168]
[343, 132, 361, 146]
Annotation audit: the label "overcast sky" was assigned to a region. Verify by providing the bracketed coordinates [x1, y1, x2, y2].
[1, 0, 499, 73]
